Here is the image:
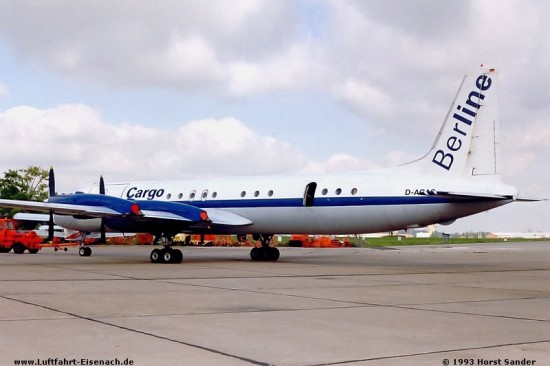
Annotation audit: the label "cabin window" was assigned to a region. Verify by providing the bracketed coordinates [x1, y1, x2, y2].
[189, 190, 196, 200]
[212, 192, 217, 198]
[241, 191, 246, 197]
[303, 182, 317, 207]
[268, 190, 274, 197]
[201, 190, 208, 200]
[166, 193, 172, 200]
[321, 188, 328, 195]
[254, 190, 260, 197]
[351, 188, 358, 195]
[335, 188, 342, 195]
[178, 193, 183, 199]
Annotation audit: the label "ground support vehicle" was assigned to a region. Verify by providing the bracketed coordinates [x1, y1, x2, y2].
[0, 218, 43, 254]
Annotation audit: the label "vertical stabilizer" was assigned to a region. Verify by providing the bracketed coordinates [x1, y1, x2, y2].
[404, 68, 499, 177]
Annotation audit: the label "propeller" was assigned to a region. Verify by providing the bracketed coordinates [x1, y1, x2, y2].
[98, 175, 107, 244]
[47, 167, 55, 242]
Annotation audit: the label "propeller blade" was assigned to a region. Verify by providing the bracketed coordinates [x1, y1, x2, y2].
[47, 212, 54, 242]
[99, 175, 106, 243]
[99, 175, 105, 195]
[47, 167, 56, 242]
[100, 221, 106, 244]
[48, 167, 55, 197]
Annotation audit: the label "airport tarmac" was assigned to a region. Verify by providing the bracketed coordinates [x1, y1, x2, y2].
[0, 242, 549, 366]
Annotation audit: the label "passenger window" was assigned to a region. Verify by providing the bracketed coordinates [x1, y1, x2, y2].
[189, 190, 196, 199]
[322, 188, 328, 195]
[254, 191, 260, 197]
[241, 191, 246, 197]
[335, 188, 342, 195]
[268, 190, 274, 197]
[351, 188, 358, 195]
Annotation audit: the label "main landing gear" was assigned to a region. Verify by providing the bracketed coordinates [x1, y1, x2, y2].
[250, 234, 280, 261]
[78, 232, 92, 257]
[150, 236, 183, 264]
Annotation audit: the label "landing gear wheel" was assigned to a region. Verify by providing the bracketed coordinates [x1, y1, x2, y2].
[250, 234, 279, 262]
[266, 247, 280, 261]
[171, 249, 183, 264]
[151, 248, 183, 264]
[79, 247, 92, 257]
[250, 246, 280, 261]
[250, 247, 261, 261]
[162, 249, 173, 263]
[150, 248, 161, 263]
[28, 249, 39, 254]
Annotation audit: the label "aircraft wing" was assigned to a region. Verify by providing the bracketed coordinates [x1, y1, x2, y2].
[0, 198, 125, 217]
[0, 195, 253, 229]
[424, 190, 515, 200]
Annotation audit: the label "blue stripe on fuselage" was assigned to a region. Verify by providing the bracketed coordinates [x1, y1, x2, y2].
[171, 195, 456, 209]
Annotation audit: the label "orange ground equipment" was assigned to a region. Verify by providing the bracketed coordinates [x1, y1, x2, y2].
[287, 234, 352, 248]
[0, 218, 43, 254]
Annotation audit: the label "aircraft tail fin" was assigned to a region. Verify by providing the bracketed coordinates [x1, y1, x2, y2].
[403, 67, 499, 177]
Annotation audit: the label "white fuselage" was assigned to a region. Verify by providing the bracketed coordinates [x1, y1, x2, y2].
[61, 167, 515, 235]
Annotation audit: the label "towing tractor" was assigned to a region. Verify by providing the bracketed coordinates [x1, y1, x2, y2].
[0, 218, 43, 254]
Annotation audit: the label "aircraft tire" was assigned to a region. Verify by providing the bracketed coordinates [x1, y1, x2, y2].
[170, 249, 183, 263]
[162, 249, 173, 263]
[250, 247, 280, 261]
[250, 247, 261, 261]
[79, 247, 92, 257]
[150, 248, 161, 263]
[267, 247, 280, 261]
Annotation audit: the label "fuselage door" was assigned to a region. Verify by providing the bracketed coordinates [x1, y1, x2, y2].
[303, 182, 317, 207]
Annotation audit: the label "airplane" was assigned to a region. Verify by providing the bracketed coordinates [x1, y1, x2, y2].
[0, 67, 530, 264]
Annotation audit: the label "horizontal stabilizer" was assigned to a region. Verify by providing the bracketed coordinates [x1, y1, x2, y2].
[515, 196, 546, 202]
[428, 190, 514, 200]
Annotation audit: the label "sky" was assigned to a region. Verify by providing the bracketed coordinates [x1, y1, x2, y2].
[0, 0, 548, 233]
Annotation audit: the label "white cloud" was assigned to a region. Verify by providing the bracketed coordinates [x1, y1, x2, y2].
[1, 104, 371, 192]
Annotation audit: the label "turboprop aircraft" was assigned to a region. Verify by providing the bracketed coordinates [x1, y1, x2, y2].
[0, 68, 524, 264]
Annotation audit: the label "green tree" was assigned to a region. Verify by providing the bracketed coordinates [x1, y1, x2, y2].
[0, 166, 49, 216]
